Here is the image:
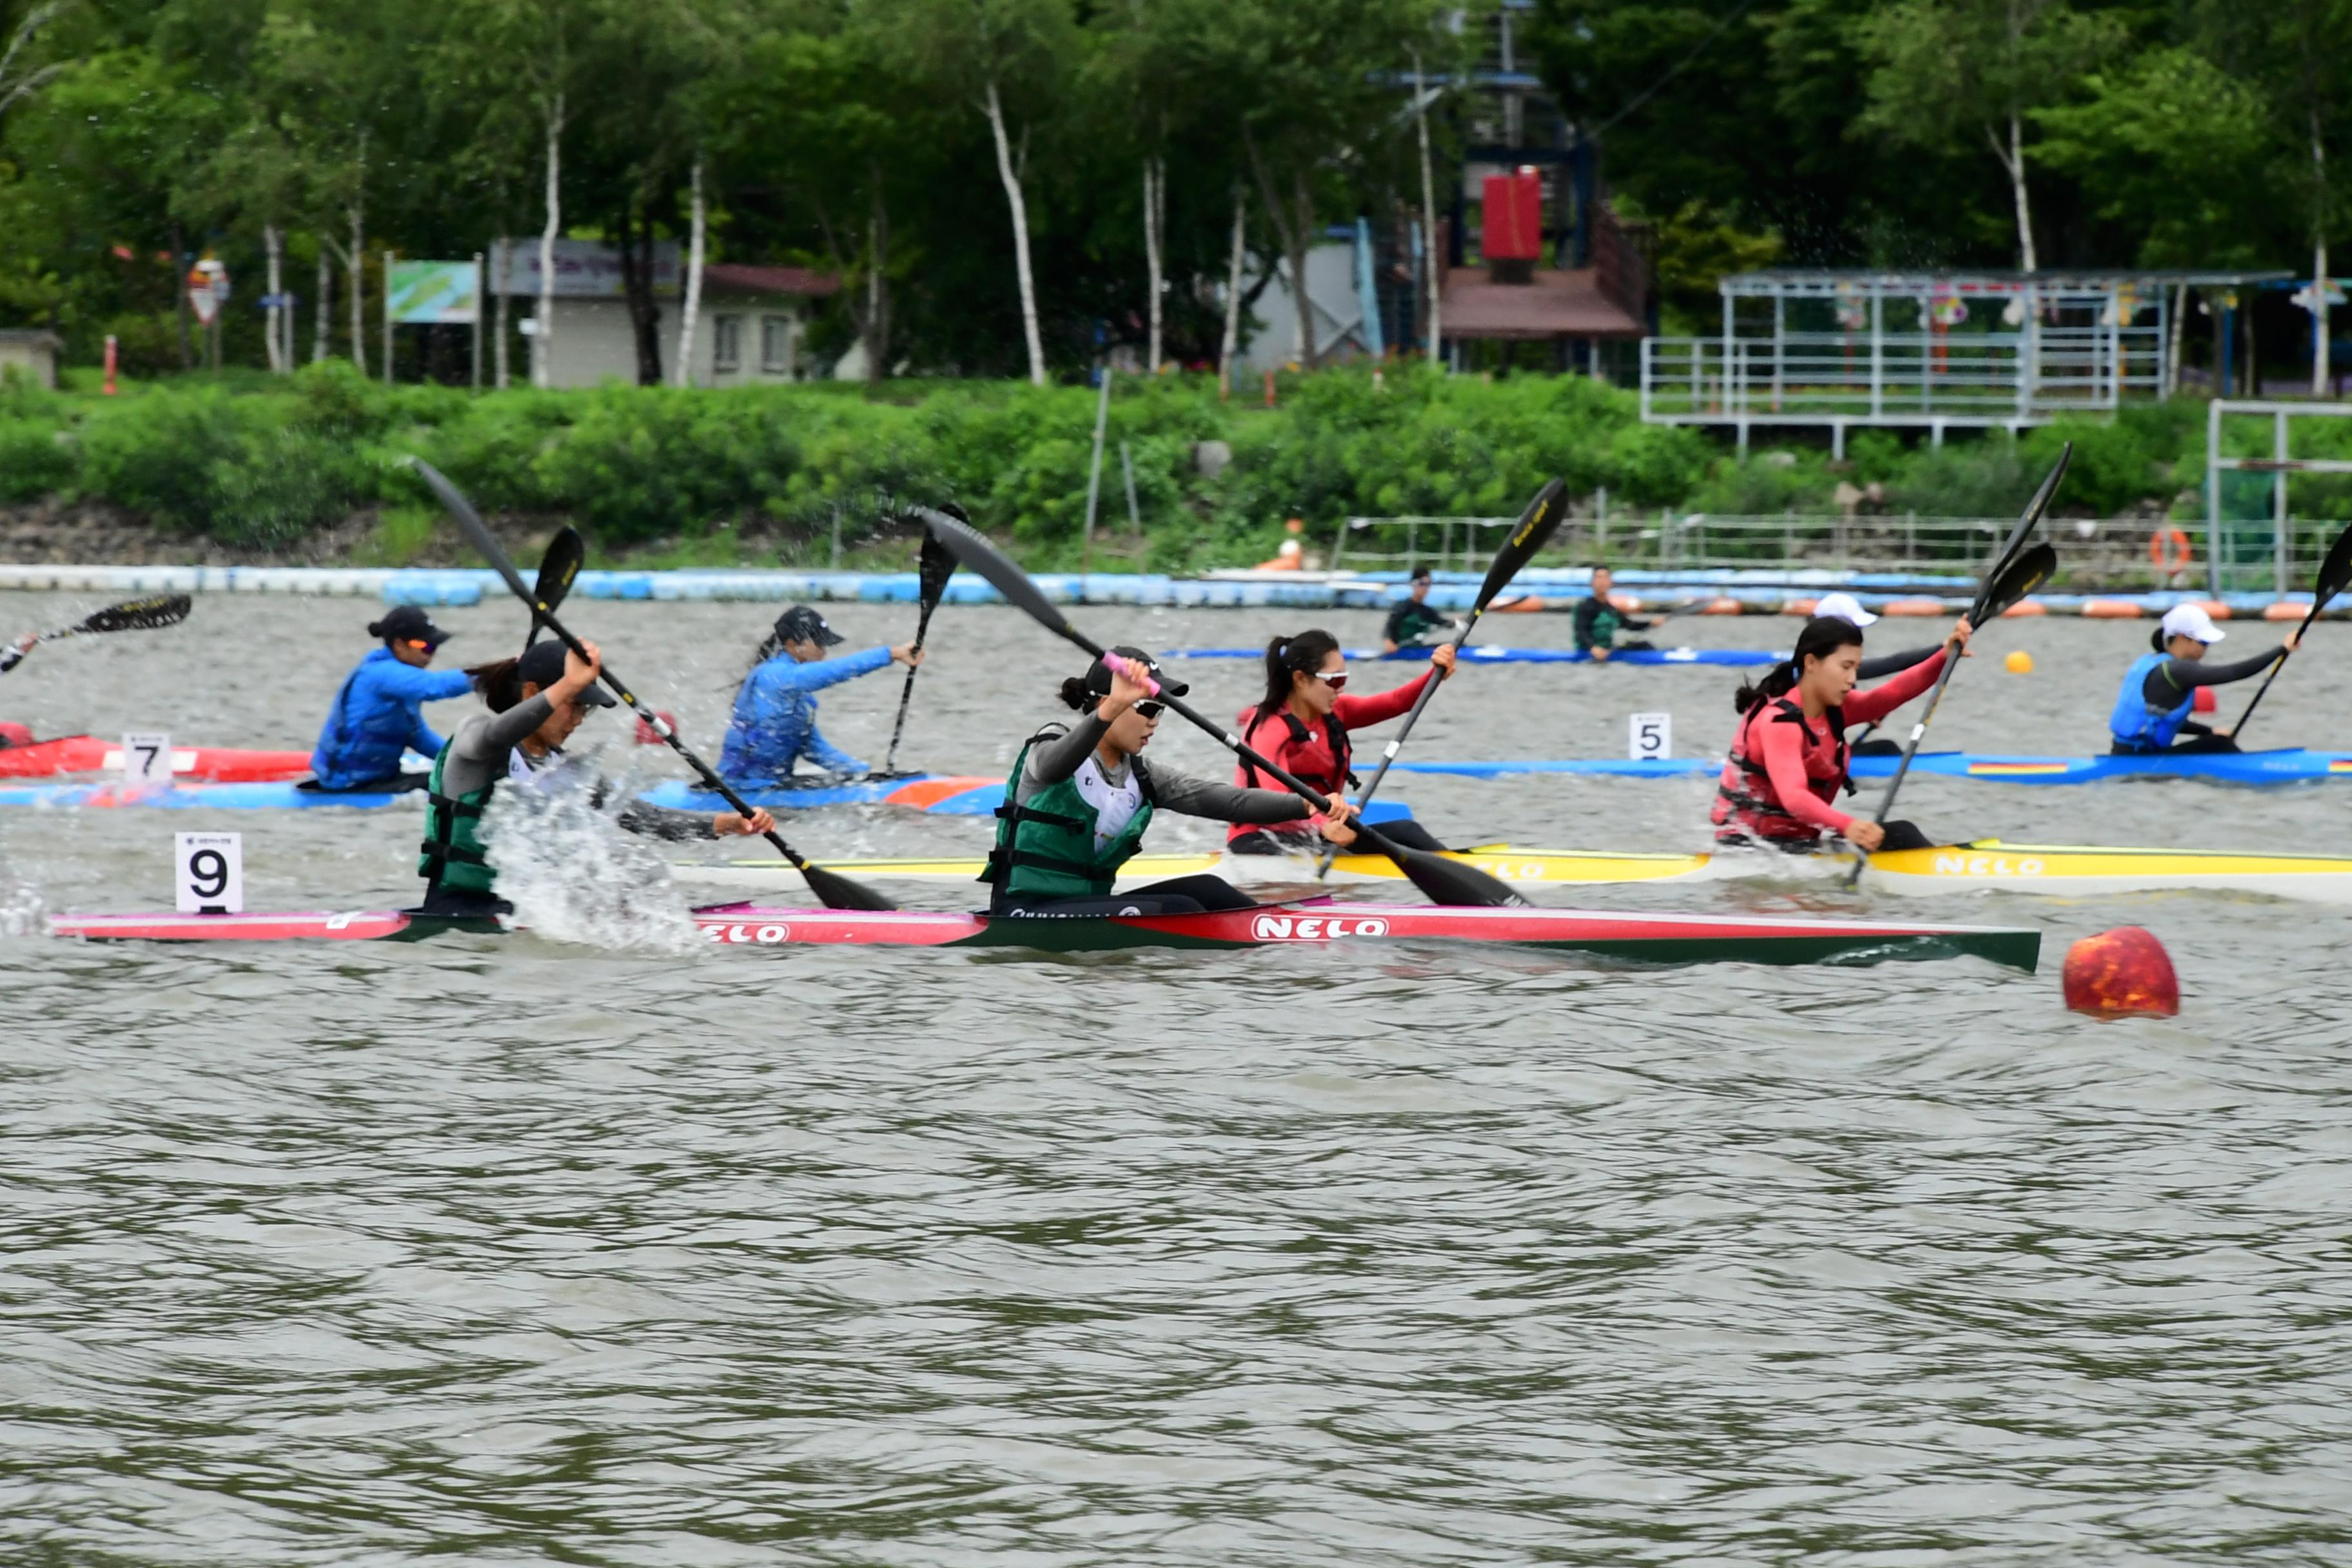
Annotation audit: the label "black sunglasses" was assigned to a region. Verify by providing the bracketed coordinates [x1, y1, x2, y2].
[1135, 700, 1164, 720]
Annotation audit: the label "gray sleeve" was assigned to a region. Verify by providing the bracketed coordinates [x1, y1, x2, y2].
[614, 801, 718, 841]
[438, 700, 554, 798]
[1150, 765, 1314, 825]
[1021, 714, 1111, 796]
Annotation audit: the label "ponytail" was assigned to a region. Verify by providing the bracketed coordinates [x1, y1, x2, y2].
[466, 658, 521, 712]
[1255, 629, 1341, 723]
[2150, 627, 2168, 653]
[747, 628, 789, 676]
[1057, 676, 1094, 710]
[1734, 616, 1865, 714]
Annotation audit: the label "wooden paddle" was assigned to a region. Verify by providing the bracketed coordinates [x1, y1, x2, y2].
[408, 458, 897, 913]
[917, 505, 1529, 908]
[0, 593, 191, 674]
[524, 527, 585, 649]
[881, 520, 959, 775]
[1845, 444, 2070, 888]
[2229, 519, 2352, 743]
[1315, 477, 1567, 879]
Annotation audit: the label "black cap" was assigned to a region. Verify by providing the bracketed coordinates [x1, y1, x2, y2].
[1408, 564, 1433, 583]
[773, 604, 844, 647]
[515, 639, 616, 706]
[369, 605, 450, 645]
[1083, 644, 1188, 700]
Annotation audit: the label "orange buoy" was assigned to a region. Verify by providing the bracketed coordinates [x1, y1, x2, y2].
[1881, 596, 1945, 616]
[1999, 598, 2047, 617]
[1488, 594, 1546, 613]
[2004, 649, 2034, 674]
[1608, 592, 1643, 612]
[1701, 597, 1743, 615]
[1783, 597, 1819, 617]
[2063, 926, 2180, 1019]
[2264, 600, 2306, 620]
[2190, 599, 2230, 620]
[2082, 599, 2144, 619]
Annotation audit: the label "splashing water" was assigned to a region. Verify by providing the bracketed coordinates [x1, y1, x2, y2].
[0, 848, 45, 938]
[482, 747, 700, 954]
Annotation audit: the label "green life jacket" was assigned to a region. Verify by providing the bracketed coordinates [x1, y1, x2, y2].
[416, 742, 498, 897]
[981, 730, 1157, 900]
[1590, 603, 1623, 647]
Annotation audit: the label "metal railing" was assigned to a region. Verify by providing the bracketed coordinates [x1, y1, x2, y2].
[1336, 508, 2339, 593]
[1641, 328, 2166, 427]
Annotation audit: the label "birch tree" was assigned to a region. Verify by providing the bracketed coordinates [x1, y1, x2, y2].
[881, 0, 1077, 385]
[1857, 0, 2124, 273]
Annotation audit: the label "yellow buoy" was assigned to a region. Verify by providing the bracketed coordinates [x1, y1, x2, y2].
[2004, 649, 2034, 674]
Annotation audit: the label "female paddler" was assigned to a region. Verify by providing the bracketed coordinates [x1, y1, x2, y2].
[1226, 630, 1456, 855]
[2108, 603, 2298, 755]
[417, 639, 774, 917]
[1711, 612, 1972, 854]
[981, 647, 1357, 916]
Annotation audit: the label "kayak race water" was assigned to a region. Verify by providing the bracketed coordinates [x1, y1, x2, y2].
[1387, 747, 2352, 785]
[1164, 644, 1781, 665]
[6, 590, 2349, 1568]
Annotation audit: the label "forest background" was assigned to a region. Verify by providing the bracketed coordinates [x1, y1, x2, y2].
[0, 0, 2346, 562]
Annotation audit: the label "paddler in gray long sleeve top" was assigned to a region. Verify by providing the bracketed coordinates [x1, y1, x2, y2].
[981, 645, 1357, 917]
[415, 638, 774, 917]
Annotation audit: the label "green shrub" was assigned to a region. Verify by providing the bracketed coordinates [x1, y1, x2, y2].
[0, 418, 75, 501]
[1883, 434, 2034, 518]
[528, 388, 802, 541]
[77, 387, 377, 544]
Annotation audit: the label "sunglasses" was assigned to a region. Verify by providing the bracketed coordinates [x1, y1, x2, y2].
[400, 638, 436, 652]
[1135, 700, 1164, 720]
[1309, 670, 1349, 691]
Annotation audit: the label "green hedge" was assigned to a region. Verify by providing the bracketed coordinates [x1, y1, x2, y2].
[1, 360, 2213, 562]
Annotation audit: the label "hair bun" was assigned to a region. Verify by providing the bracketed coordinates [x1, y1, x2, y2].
[1057, 675, 1093, 710]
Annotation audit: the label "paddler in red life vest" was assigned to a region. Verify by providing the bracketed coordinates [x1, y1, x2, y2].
[1711, 612, 1972, 854]
[1228, 629, 1456, 854]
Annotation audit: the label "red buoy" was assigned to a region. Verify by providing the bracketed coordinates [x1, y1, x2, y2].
[2063, 926, 2180, 1019]
[2192, 686, 2216, 713]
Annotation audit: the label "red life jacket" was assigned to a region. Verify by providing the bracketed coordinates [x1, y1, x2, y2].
[1710, 696, 1852, 842]
[1231, 706, 1355, 841]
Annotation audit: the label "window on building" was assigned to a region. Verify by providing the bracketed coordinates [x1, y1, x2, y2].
[761, 315, 793, 375]
[713, 315, 741, 372]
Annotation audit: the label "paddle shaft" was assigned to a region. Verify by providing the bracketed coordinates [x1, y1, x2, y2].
[2230, 605, 2328, 741]
[881, 598, 939, 774]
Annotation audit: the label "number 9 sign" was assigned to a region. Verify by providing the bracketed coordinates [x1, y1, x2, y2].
[175, 832, 244, 914]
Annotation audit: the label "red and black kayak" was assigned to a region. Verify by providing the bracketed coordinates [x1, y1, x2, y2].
[0, 734, 315, 782]
[47, 900, 2041, 970]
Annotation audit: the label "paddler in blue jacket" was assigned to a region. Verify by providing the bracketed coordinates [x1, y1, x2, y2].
[718, 605, 921, 783]
[308, 607, 475, 792]
[2109, 603, 2298, 755]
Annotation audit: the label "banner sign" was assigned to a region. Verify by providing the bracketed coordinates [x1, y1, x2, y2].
[388, 260, 480, 324]
[496, 238, 680, 299]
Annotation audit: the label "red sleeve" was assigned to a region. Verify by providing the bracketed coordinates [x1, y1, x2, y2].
[1843, 647, 1948, 725]
[1230, 709, 1291, 789]
[1333, 669, 1435, 729]
[1756, 714, 1852, 835]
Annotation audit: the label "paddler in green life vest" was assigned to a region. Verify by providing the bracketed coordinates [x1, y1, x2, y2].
[1573, 565, 1656, 662]
[415, 638, 774, 918]
[1382, 565, 1461, 652]
[982, 645, 1358, 917]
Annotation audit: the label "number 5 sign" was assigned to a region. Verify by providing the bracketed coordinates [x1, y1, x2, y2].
[175, 832, 244, 914]
[1628, 711, 1673, 761]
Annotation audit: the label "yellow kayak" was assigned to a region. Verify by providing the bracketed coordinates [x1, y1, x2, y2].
[675, 839, 2352, 902]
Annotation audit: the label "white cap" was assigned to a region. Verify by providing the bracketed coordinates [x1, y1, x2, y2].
[1813, 591, 1877, 627]
[2160, 603, 2226, 644]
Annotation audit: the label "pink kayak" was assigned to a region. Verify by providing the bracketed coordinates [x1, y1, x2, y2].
[48, 899, 2041, 970]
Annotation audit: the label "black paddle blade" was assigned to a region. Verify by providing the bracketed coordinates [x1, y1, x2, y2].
[81, 594, 191, 634]
[411, 458, 536, 604]
[525, 526, 586, 648]
[1473, 477, 1569, 607]
[2313, 519, 2352, 611]
[918, 507, 1097, 656]
[916, 529, 957, 609]
[1974, 444, 2071, 616]
[1357, 823, 1527, 907]
[1980, 542, 2057, 623]
[797, 859, 899, 912]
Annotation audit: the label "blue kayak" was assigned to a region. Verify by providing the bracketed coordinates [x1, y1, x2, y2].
[1162, 645, 1780, 667]
[1388, 748, 2352, 786]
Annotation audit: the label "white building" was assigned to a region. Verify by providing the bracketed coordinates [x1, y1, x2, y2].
[501, 240, 839, 387]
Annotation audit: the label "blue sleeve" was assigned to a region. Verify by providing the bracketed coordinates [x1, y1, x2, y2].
[373, 662, 476, 702]
[803, 723, 867, 774]
[790, 645, 894, 693]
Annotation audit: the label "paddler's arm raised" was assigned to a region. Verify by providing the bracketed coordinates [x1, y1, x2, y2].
[1027, 710, 1113, 788]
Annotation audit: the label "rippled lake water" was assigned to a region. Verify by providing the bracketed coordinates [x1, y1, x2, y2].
[4, 589, 2349, 1563]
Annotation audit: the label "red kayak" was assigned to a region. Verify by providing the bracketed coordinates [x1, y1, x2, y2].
[48, 899, 2041, 970]
[0, 734, 315, 782]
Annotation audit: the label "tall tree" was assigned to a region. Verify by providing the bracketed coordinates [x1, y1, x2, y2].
[1855, 0, 2124, 273]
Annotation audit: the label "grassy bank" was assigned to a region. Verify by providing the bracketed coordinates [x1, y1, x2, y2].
[0, 363, 2288, 569]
